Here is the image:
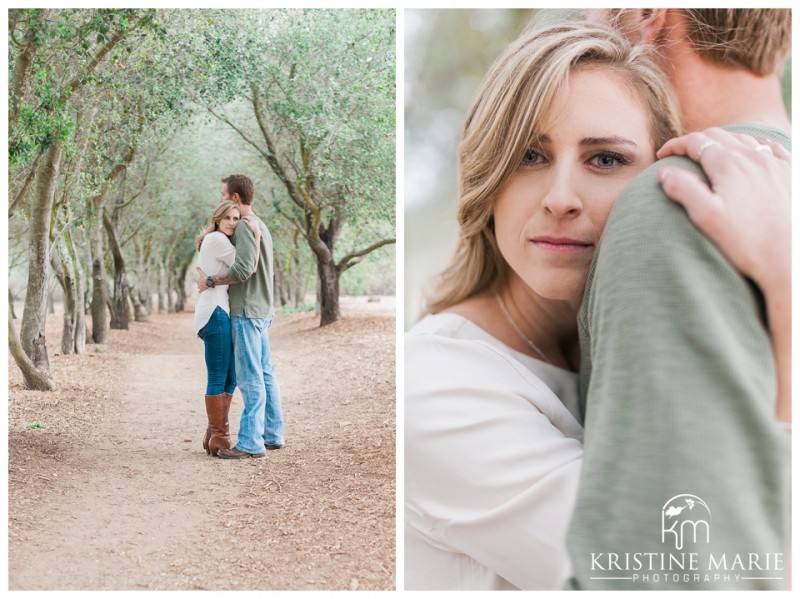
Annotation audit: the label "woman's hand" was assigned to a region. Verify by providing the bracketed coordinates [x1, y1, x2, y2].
[657, 128, 791, 426]
[241, 213, 260, 236]
[657, 128, 790, 295]
[241, 214, 261, 272]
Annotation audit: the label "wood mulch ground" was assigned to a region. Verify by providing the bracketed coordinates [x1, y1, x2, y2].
[7, 296, 396, 591]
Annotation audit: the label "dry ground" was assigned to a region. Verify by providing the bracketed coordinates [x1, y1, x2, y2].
[7, 296, 396, 591]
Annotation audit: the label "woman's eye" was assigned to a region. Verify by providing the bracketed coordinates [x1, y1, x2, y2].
[522, 148, 544, 166]
[590, 152, 628, 170]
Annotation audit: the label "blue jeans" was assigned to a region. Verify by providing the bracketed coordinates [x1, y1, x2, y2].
[231, 314, 285, 453]
[198, 306, 237, 396]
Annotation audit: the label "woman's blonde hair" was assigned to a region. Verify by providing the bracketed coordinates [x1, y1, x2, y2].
[425, 21, 682, 314]
[196, 201, 240, 251]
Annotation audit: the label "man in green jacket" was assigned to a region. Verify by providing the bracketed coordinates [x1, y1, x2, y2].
[567, 9, 791, 590]
[198, 174, 285, 458]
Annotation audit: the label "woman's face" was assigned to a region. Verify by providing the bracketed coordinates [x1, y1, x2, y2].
[217, 208, 240, 237]
[493, 68, 656, 303]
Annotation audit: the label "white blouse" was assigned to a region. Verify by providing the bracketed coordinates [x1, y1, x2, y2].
[405, 313, 584, 590]
[193, 231, 236, 334]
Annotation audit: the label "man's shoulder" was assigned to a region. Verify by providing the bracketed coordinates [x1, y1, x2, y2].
[231, 220, 255, 244]
[595, 155, 702, 254]
[617, 154, 700, 212]
[725, 123, 790, 151]
[588, 156, 718, 289]
[615, 123, 790, 220]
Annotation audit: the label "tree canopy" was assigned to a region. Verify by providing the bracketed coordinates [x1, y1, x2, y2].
[8, 8, 396, 390]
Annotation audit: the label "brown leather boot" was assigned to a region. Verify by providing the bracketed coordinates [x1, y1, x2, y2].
[222, 392, 233, 422]
[204, 392, 233, 454]
[202, 426, 211, 454]
[205, 393, 232, 456]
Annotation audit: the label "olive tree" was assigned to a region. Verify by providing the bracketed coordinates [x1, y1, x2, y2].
[187, 9, 396, 325]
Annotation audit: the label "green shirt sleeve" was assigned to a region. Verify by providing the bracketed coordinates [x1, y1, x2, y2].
[566, 157, 790, 590]
[228, 220, 257, 283]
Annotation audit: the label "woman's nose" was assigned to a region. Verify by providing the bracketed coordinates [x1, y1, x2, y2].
[541, 170, 582, 217]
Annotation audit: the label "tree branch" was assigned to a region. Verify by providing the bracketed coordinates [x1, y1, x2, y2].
[250, 87, 315, 212]
[116, 160, 151, 210]
[60, 13, 149, 99]
[9, 9, 43, 125]
[272, 201, 307, 238]
[8, 152, 43, 218]
[337, 238, 396, 274]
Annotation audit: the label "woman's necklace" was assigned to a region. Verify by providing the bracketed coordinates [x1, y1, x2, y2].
[495, 292, 552, 365]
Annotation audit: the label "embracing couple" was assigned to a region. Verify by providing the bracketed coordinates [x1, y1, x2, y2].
[405, 9, 790, 590]
[193, 173, 285, 459]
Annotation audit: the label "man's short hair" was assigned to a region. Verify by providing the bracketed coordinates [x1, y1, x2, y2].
[681, 9, 791, 75]
[222, 174, 255, 205]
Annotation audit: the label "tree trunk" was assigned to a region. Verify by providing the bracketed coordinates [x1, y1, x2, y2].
[58, 229, 86, 355]
[173, 259, 191, 313]
[275, 243, 309, 309]
[175, 286, 186, 312]
[90, 214, 109, 343]
[104, 211, 130, 330]
[166, 269, 177, 313]
[143, 287, 154, 316]
[9, 289, 18, 320]
[9, 311, 55, 391]
[291, 249, 308, 307]
[158, 260, 169, 314]
[19, 141, 62, 385]
[110, 268, 130, 329]
[316, 256, 340, 326]
[72, 231, 87, 355]
[51, 236, 79, 355]
[130, 287, 149, 322]
[274, 254, 289, 307]
[143, 272, 154, 315]
[133, 238, 153, 319]
[310, 216, 342, 326]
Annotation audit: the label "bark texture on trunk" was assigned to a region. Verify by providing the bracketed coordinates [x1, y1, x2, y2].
[20, 142, 62, 378]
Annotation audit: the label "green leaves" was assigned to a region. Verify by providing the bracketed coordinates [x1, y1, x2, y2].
[9, 8, 396, 318]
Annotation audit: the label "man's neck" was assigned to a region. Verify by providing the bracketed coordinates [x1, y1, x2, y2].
[237, 203, 253, 217]
[673, 61, 790, 133]
[660, 16, 790, 134]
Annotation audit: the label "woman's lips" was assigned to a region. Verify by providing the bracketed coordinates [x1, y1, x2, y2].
[531, 236, 593, 252]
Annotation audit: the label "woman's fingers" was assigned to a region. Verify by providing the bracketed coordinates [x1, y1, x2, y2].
[656, 129, 790, 294]
[657, 128, 765, 161]
[657, 166, 722, 232]
[658, 129, 726, 160]
[657, 132, 700, 160]
[758, 137, 791, 161]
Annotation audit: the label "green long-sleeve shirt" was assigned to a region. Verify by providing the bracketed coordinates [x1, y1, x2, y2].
[566, 124, 791, 590]
[228, 216, 275, 319]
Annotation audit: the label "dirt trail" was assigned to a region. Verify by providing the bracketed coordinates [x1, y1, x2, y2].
[7, 297, 396, 590]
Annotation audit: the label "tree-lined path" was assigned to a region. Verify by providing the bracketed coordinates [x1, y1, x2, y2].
[8, 297, 395, 590]
[9, 8, 395, 390]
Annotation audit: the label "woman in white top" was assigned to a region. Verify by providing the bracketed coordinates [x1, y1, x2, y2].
[405, 20, 791, 590]
[194, 200, 259, 457]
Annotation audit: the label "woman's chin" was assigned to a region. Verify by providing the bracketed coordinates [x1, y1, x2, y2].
[524, 275, 586, 304]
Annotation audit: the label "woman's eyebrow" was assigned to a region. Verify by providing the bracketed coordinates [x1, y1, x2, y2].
[580, 135, 638, 147]
[530, 134, 639, 147]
